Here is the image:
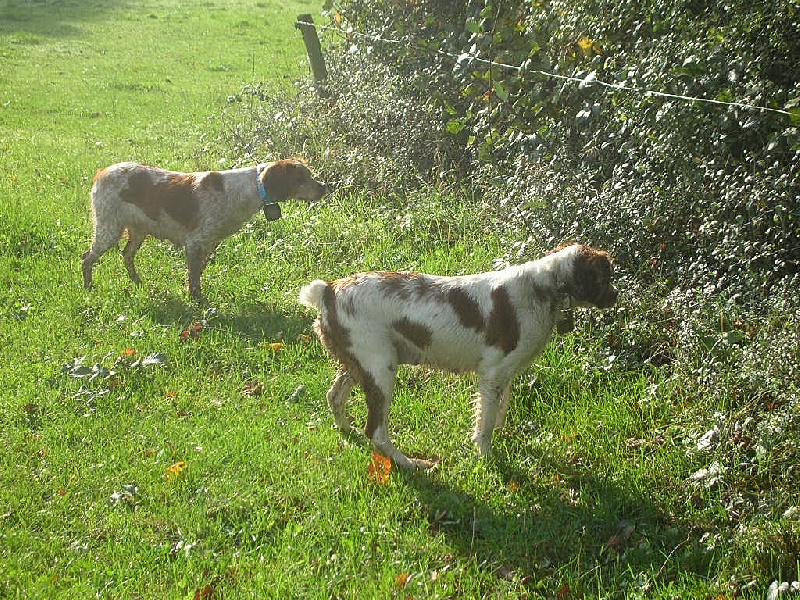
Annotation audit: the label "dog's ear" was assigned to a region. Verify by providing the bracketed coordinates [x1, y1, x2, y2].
[263, 159, 307, 202]
[566, 246, 617, 308]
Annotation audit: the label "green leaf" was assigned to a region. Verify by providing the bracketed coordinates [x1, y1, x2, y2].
[789, 107, 800, 128]
[493, 80, 510, 102]
[446, 119, 467, 134]
[465, 18, 481, 34]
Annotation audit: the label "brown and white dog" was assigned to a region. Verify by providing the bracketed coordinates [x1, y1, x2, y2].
[299, 244, 617, 469]
[83, 159, 327, 300]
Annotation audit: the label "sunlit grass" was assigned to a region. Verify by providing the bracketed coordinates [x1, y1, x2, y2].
[0, 1, 745, 598]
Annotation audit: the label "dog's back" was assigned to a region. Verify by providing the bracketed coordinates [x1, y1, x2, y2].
[300, 267, 556, 374]
[91, 163, 249, 243]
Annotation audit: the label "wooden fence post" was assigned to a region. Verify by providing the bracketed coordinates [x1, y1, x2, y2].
[296, 14, 328, 85]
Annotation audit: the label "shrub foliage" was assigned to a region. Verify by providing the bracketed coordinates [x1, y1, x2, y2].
[327, 0, 799, 302]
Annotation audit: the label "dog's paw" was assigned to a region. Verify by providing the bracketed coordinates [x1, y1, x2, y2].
[392, 454, 422, 470]
[471, 433, 494, 457]
[334, 421, 354, 435]
[394, 452, 442, 471]
[409, 456, 441, 470]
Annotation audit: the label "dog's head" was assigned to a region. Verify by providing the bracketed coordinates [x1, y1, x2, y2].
[261, 159, 329, 203]
[552, 244, 618, 309]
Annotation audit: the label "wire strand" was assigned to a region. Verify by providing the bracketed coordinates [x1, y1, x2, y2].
[296, 20, 794, 117]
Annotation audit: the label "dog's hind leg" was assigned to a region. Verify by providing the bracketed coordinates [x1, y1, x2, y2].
[494, 383, 513, 429]
[327, 367, 354, 433]
[122, 228, 146, 285]
[358, 359, 426, 469]
[82, 223, 124, 289]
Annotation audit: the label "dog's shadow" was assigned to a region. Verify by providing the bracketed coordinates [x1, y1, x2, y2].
[394, 449, 708, 588]
[143, 293, 311, 343]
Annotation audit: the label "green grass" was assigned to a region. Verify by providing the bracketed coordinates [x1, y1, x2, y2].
[0, 1, 764, 598]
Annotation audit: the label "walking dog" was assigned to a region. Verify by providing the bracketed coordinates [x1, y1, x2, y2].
[299, 244, 618, 469]
[83, 159, 327, 299]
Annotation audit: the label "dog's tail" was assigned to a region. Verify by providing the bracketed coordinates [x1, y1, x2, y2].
[299, 279, 329, 311]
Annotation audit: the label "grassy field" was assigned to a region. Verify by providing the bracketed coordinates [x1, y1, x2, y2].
[0, 1, 765, 598]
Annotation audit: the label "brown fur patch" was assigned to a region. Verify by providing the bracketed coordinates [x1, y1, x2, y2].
[93, 167, 109, 183]
[121, 171, 199, 229]
[330, 274, 366, 316]
[331, 273, 363, 292]
[378, 271, 416, 284]
[334, 272, 430, 302]
[569, 246, 616, 307]
[200, 171, 225, 193]
[319, 284, 352, 353]
[393, 317, 433, 349]
[485, 286, 520, 354]
[447, 287, 484, 331]
[362, 370, 389, 439]
[380, 272, 416, 300]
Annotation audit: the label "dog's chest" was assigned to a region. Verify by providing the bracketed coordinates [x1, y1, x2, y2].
[200, 206, 259, 240]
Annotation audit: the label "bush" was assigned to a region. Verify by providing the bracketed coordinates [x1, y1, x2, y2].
[213, 51, 465, 195]
[324, 0, 800, 303]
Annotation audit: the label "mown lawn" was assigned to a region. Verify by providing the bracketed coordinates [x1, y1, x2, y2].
[1, 1, 738, 598]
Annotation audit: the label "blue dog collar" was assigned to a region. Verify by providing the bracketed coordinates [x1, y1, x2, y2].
[256, 164, 275, 205]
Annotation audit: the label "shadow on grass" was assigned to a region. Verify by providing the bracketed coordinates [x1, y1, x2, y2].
[0, 0, 132, 38]
[398, 453, 711, 593]
[214, 302, 311, 343]
[142, 293, 310, 343]
[136, 290, 713, 589]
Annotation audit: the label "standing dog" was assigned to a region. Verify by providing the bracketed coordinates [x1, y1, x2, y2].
[299, 244, 617, 469]
[83, 159, 327, 300]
